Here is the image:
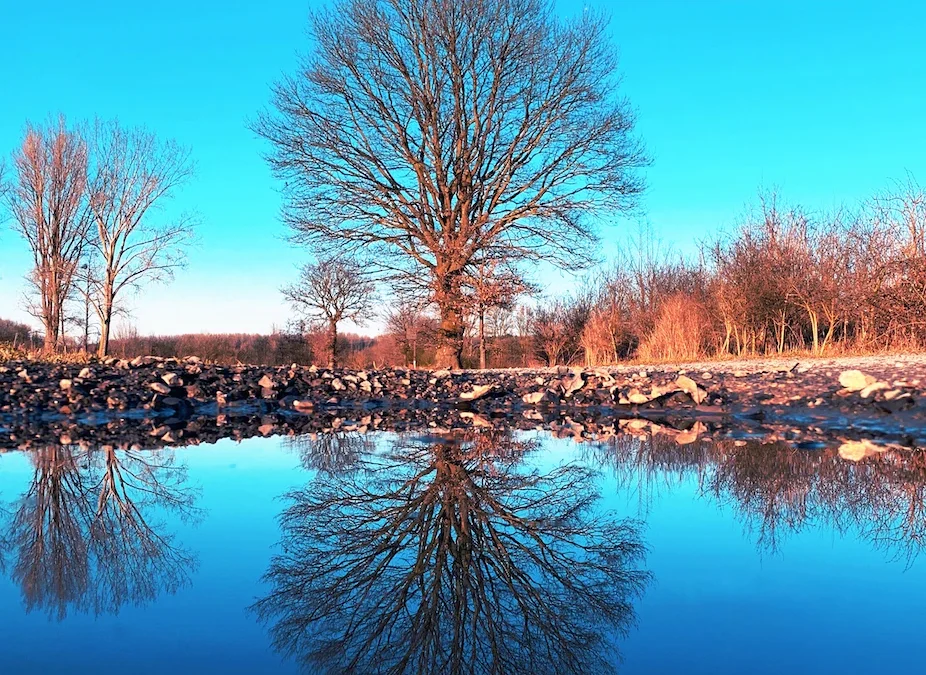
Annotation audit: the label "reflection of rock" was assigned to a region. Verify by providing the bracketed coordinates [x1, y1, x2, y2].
[838, 439, 886, 462]
[254, 431, 649, 675]
[0, 445, 200, 620]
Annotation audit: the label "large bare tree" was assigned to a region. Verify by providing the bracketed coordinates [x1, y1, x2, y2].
[84, 120, 194, 357]
[255, 0, 647, 367]
[4, 117, 91, 351]
[282, 256, 377, 367]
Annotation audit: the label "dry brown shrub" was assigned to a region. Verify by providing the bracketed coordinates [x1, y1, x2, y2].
[637, 295, 711, 362]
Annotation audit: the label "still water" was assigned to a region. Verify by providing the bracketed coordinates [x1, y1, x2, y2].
[0, 430, 923, 674]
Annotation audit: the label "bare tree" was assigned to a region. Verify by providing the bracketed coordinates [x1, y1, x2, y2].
[83, 120, 194, 357]
[254, 0, 647, 367]
[4, 117, 91, 351]
[533, 294, 591, 366]
[282, 256, 377, 367]
[385, 297, 434, 367]
[464, 259, 531, 369]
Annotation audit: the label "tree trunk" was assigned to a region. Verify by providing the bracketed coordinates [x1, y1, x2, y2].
[43, 314, 58, 352]
[478, 304, 486, 369]
[97, 284, 115, 357]
[327, 319, 338, 368]
[434, 269, 464, 368]
[98, 309, 112, 358]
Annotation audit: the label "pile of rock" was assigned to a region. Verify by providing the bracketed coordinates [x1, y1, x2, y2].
[2, 357, 925, 453]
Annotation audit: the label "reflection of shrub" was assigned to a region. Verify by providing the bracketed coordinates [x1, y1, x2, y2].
[637, 294, 709, 362]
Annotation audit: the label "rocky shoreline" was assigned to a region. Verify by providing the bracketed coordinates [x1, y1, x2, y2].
[2, 355, 926, 455]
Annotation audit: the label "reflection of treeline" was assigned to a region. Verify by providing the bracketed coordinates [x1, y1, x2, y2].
[0, 445, 199, 619]
[590, 434, 926, 562]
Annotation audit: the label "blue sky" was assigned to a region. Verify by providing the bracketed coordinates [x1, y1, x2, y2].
[1, 0, 923, 336]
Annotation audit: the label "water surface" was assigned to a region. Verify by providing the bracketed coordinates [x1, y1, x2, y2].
[1, 431, 924, 673]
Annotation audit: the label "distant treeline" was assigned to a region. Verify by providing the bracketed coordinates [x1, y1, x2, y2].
[0, 318, 37, 347]
[104, 331, 403, 367]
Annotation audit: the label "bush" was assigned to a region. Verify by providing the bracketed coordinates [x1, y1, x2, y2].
[637, 295, 710, 362]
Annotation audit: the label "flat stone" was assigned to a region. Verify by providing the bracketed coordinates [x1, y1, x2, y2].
[149, 382, 171, 395]
[460, 383, 497, 401]
[162, 372, 182, 386]
[839, 370, 876, 392]
[859, 381, 889, 398]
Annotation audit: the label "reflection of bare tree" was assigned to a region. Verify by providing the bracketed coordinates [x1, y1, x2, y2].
[592, 435, 926, 563]
[1, 445, 200, 619]
[254, 431, 649, 675]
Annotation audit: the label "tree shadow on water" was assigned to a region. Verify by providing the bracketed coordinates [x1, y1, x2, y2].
[253, 430, 650, 675]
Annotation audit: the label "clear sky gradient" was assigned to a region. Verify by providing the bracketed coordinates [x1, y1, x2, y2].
[1, 0, 923, 336]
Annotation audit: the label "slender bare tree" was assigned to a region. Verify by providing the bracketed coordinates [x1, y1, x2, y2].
[464, 258, 531, 368]
[83, 120, 194, 357]
[254, 0, 647, 367]
[282, 256, 377, 367]
[4, 117, 91, 351]
[385, 298, 434, 367]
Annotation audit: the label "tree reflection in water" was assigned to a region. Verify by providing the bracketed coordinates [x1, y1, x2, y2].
[0, 444, 200, 619]
[291, 430, 376, 474]
[590, 434, 926, 564]
[254, 431, 650, 675]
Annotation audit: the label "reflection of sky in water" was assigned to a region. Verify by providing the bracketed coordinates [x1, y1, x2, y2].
[0, 433, 924, 674]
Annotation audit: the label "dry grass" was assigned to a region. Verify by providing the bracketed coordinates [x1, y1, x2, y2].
[0, 342, 94, 365]
[636, 296, 710, 363]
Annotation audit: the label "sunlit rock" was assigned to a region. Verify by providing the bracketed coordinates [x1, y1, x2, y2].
[839, 370, 876, 392]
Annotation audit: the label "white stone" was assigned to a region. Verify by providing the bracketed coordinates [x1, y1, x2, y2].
[838, 370, 875, 392]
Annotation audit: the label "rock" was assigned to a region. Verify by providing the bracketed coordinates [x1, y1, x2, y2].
[628, 392, 650, 405]
[859, 381, 889, 398]
[162, 372, 182, 386]
[216, 391, 227, 406]
[561, 372, 586, 397]
[149, 382, 171, 395]
[59, 378, 73, 390]
[839, 370, 876, 392]
[460, 383, 499, 401]
[876, 395, 915, 413]
[675, 375, 707, 405]
[838, 439, 886, 462]
[331, 378, 346, 391]
[258, 374, 276, 389]
[292, 399, 315, 411]
[522, 389, 557, 405]
[78, 367, 92, 379]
